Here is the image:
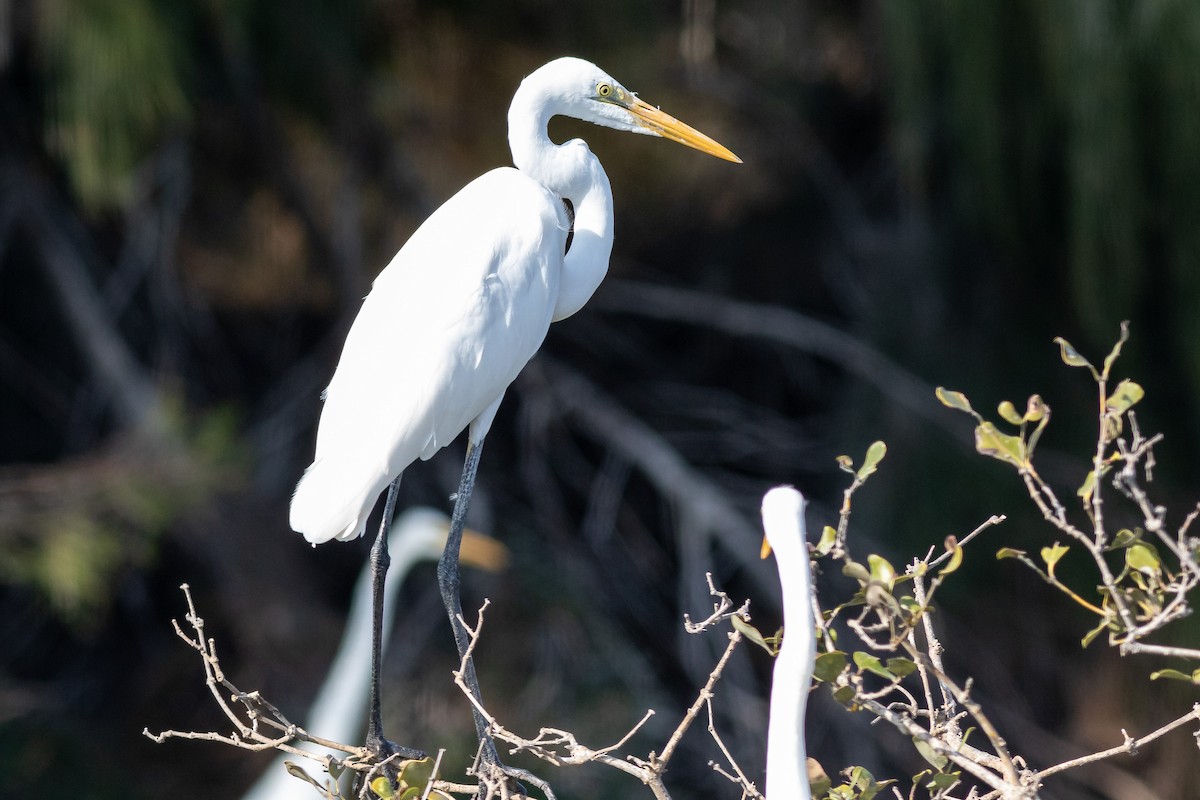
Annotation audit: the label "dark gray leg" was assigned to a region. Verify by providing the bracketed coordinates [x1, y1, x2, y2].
[365, 475, 425, 762]
[438, 440, 557, 800]
[436, 439, 498, 761]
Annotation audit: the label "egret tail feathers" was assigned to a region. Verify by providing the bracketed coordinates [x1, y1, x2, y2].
[289, 458, 375, 544]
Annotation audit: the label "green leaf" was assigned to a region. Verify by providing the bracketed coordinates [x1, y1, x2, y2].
[1023, 395, 1048, 422]
[1126, 542, 1161, 576]
[997, 400, 1023, 425]
[283, 762, 325, 789]
[371, 777, 396, 799]
[913, 736, 948, 769]
[1081, 617, 1110, 648]
[1077, 470, 1098, 503]
[853, 651, 897, 680]
[1040, 543, 1069, 577]
[398, 757, 433, 786]
[832, 684, 856, 706]
[868, 554, 896, 589]
[1053, 336, 1094, 370]
[1110, 528, 1140, 549]
[842, 561, 871, 583]
[974, 422, 1026, 467]
[813, 651, 849, 682]
[1102, 321, 1131, 378]
[857, 440, 887, 480]
[836, 454, 854, 473]
[807, 758, 833, 797]
[1149, 668, 1200, 684]
[927, 772, 961, 791]
[885, 657, 918, 678]
[935, 387, 975, 415]
[996, 547, 1025, 560]
[1106, 379, 1145, 415]
[939, 541, 964, 576]
[731, 616, 774, 655]
[847, 766, 879, 798]
[817, 525, 837, 556]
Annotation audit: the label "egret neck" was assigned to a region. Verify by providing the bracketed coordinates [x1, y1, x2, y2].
[507, 79, 614, 322]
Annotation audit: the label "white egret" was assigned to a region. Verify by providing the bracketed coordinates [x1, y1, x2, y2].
[760, 486, 816, 800]
[288, 56, 740, 770]
[242, 508, 507, 800]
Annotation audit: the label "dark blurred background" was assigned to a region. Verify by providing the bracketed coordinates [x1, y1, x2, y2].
[2, 1, 1198, 798]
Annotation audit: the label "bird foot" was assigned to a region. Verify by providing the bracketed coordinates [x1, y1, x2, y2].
[364, 734, 427, 786]
[475, 746, 557, 800]
[365, 730, 426, 768]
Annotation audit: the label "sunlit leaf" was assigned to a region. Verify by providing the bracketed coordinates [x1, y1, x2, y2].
[813, 651, 849, 682]
[842, 561, 871, 583]
[974, 422, 1026, 467]
[1126, 542, 1161, 576]
[836, 454, 854, 473]
[832, 684, 856, 706]
[1081, 617, 1111, 648]
[847, 765, 879, 797]
[731, 616, 775, 655]
[996, 547, 1025, 560]
[283, 762, 324, 789]
[817, 525, 838, 556]
[1102, 413, 1124, 443]
[808, 758, 833, 797]
[1040, 543, 1069, 577]
[370, 777, 396, 799]
[997, 400, 1023, 425]
[1106, 379, 1145, 414]
[1053, 336, 1094, 371]
[1109, 529, 1140, 549]
[868, 554, 896, 589]
[1024, 395, 1048, 422]
[857, 440, 887, 480]
[913, 736, 949, 769]
[939, 540, 964, 576]
[885, 657, 917, 678]
[1077, 470, 1097, 503]
[1149, 668, 1200, 684]
[1102, 321, 1131, 378]
[927, 772, 961, 791]
[853, 651, 897, 680]
[935, 387, 975, 415]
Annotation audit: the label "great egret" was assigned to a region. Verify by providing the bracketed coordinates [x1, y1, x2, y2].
[760, 486, 816, 800]
[242, 508, 506, 800]
[288, 56, 740, 767]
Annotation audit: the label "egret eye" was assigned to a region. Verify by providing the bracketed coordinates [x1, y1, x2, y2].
[597, 82, 613, 98]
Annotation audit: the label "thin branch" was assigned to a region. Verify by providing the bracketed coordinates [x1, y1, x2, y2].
[1037, 703, 1200, 780]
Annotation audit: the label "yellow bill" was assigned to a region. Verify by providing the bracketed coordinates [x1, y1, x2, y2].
[760, 536, 772, 560]
[626, 96, 742, 163]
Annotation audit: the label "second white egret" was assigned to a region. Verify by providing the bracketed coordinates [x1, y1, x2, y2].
[761, 486, 816, 800]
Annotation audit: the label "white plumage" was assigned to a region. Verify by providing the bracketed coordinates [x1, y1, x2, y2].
[761, 486, 816, 800]
[289, 57, 739, 544]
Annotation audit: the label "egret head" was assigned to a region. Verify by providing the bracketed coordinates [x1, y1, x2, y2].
[519, 57, 741, 163]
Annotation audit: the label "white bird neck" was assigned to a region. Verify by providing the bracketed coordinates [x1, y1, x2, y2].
[508, 87, 614, 322]
[762, 488, 815, 800]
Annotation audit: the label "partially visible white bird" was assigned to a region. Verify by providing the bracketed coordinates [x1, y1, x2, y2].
[286, 55, 740, 767]
[760, 486, 816, 800]
[241, 508, 507, 800]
